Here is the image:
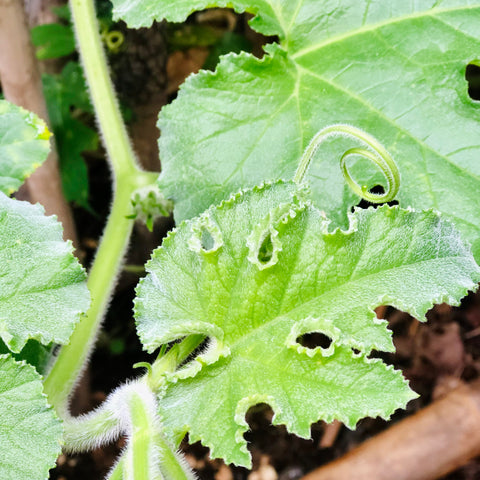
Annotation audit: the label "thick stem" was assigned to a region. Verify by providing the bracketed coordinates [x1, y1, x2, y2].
[62, 337, 204, 453]
[43, 0, 158, 413]
[128, 393, 151, 480]
[44, 178, 135, 412]
[68, 381, 196, 480]
[108, 460, 124, 480]
[68, 0, 139, 177]
[125, 388, 195, 480]
[156, 431, 197, 480]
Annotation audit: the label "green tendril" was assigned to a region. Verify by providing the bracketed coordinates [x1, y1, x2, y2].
[294, 124, 400, 203]
[101, 27, 125, 53]
[133, 362, 153, 375]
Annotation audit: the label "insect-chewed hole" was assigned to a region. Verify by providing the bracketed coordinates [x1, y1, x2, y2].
[296, 332, 332, 350]
[367, 349, 395, 366]
[257, 233, 274, 264]
[200, 227, 215, 251]
[244, 403, 274, 429]
[466, 62, 480, 101]
[354, 185, 399, 210]
[243, 403, 275, 445]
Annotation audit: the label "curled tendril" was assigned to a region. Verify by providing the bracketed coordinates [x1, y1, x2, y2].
[293, 124, 400, 203]
[100, 27, 125, 53]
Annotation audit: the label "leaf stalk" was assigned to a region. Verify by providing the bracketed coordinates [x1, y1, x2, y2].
[43, 0, 163, 414]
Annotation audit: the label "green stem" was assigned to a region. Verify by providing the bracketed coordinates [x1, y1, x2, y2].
[61, 337, 204, 454]
[108, 460, 124, 480]
[126, 389, 194, 480]
[128, 393, 151, 480]
[44, 0, 158, 413]
[113, 383, 196, 480]
[155, 432, 196, 480]
[294, 124, 400, 203]
[69, 0, 138, 177]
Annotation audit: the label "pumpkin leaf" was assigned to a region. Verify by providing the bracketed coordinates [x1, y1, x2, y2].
[112, 0, 480, 259]
[135, 181, 480, 466]
[0, 193, 90, 353]
[0, 354, 62, 480]
[0, 100, 50, 195]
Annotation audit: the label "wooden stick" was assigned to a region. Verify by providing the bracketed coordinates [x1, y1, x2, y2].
[0, 0, 78, 245]
[302, 380, 480, 480]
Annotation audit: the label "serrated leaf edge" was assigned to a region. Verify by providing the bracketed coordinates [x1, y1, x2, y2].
[161, 353, 418, 467]
[0, 196, 90, 352]
[0, 353, 62, 476]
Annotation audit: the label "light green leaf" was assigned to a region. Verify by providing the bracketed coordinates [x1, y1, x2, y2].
[112, 0, 480, 257]
[0, 193, 90, 352]
[0, 354, 62, 480]
[0, 100, 50, 195]
[135, 181, 480, 466]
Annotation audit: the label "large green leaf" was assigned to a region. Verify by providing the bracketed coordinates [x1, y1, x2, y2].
[0, 100, 50, 195]
[0, 193, 90, 352]
[0, 354, 62, 480]
[112, 0, 480, 257]
[135, 181, 480, 466]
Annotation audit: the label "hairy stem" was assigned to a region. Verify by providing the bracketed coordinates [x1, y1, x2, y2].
[43, 0, 158, 414]
[127, 393, 151, 480]
[108, 460, 125, 480]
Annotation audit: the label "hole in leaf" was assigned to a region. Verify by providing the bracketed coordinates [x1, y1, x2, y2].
[257, 233, 274, 264]
[354, 185, 399, 210]
[200, 227, 215, 251]
[245, 403, 274, 427]
[351, 348, 361, 355]
[367, 349, 395, 366]
[296, 332, 332, 350]
[466, 62, 480, 101]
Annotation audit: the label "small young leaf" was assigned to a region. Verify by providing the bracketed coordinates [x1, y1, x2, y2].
[0, 354, 62, 480]
[135, 181, 480, 466]
[0, 100, 50, 195]
[0, 193, 90, 352]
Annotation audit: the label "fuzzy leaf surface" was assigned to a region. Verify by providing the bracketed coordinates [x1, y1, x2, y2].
[0, 193, 89, 352]
[135, 181, 480, 466]
[0, 354, 62, 480]
[0, 100, 50, 195]
[112, 0, 480, 257]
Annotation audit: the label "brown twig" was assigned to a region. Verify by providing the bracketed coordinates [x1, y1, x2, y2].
[302, 380, 480, 480]
[0, 0, 77, 245]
